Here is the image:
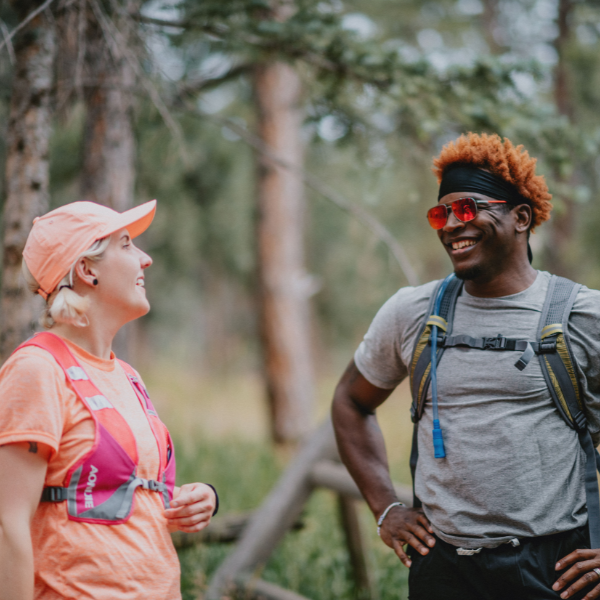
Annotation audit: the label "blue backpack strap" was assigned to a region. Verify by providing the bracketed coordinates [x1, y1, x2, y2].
[409, 276, 464, 422]
[537, 275, 600, 547]
[408, 275, 463, 507]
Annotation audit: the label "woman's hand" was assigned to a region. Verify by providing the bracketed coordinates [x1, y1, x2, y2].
[164, 483, 217, 533]
[553, 549, 600, 598]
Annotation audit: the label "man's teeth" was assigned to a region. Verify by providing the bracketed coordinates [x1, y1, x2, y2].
[136, 278, 145, 287]
[452, 240, 477, 250]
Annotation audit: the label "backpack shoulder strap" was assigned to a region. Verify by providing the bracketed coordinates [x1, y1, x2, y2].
[537, 275, 583, 429]
[408, 275, 462, 508]
[537, 275, 600, 548]
[409, 275, 463, 422]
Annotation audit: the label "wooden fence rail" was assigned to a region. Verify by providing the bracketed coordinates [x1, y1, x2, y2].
[204, 419, 411, 600]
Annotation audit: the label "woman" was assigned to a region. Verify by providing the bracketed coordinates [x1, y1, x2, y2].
[0, 200, 217, 600]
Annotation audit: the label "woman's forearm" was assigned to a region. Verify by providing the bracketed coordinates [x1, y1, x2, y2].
[0, 519, 34, 600]
[0, 443, 50, 600]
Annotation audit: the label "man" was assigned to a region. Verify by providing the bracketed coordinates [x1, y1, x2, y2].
[332, 133, 600, 600]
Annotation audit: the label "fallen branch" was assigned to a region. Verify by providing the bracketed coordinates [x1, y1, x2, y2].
[171, 511, 304, 549]
[235, 575, 312, 600]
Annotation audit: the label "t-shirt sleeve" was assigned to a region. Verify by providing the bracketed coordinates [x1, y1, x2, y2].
[568, 286, 600, 446]
[0, 347, 67, 456]
[354, 281, 437, 390]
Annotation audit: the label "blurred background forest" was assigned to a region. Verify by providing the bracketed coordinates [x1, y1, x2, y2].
[2, 0, 600, 598]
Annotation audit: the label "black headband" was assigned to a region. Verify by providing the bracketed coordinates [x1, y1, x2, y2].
[438, 163, 533, 264]
[438, 164, 528, 205]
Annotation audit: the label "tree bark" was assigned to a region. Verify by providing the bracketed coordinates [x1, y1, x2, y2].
[80, 0, 138, 359]
[80, 1, 136, 212]
[254, 60, 315, 444]
[0, 2, 56, 361]
[546, 0, 575, 277]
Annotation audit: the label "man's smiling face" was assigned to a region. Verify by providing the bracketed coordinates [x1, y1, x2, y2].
[437, 191, 517, 282]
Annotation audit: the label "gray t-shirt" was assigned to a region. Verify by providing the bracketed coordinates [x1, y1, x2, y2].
[354, 271, 600, 548]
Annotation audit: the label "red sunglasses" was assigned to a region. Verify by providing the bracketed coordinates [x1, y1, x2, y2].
[427, 197, 507, 230]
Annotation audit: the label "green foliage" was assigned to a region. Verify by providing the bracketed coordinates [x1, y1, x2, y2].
[47, 0, 600, 361]
[5, 0, 600, 360]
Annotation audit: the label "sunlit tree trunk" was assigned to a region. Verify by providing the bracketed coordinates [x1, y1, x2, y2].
[545, 0, 575, 278]
[0, 2, 56, 361]
[254, 60, 315, 445]
[80, 1, 138, 359]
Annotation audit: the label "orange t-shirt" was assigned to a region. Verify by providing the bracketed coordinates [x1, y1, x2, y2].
[0, 337, 181, 600]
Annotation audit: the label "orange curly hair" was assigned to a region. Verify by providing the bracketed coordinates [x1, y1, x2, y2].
[432, 132, 552, 230]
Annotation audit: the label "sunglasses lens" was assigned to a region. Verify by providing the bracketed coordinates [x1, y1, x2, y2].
[453, 198, 477, 222]
[427, 205, 448, 230]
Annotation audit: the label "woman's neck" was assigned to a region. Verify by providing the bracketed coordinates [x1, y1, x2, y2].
[51, 305, 126, 360]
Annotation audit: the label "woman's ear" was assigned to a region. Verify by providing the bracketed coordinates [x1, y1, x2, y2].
[73, 258, 98, 289]
[514, 204, 533, 233]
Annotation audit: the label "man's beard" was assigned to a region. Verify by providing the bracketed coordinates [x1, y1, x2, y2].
[455, 262, 491, 282]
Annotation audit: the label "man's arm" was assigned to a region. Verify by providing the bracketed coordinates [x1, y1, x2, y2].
[0, 442, 50, 600]
[331, 359, 435, 568]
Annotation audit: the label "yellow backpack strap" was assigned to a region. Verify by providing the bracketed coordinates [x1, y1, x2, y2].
[537, 276, 583, 427]
[536, 276, 600, 547]
[409, 276, 463, 422]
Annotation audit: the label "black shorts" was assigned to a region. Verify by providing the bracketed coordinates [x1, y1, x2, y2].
[408, 525, 593, 600]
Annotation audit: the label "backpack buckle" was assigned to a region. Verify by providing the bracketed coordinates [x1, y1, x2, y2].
[428, 334, 446, 346]
[539, 340, 557, 353]
[483, 335, 507, 350]
[410, 405, 418, 423]
[573, 411, 587, 431]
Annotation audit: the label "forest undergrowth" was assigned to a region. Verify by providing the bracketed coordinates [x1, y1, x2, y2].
[142, 363, 414, 600]
[174, 438, 410, 600]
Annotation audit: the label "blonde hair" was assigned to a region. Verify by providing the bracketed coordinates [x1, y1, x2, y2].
[22, 237, 111, 328]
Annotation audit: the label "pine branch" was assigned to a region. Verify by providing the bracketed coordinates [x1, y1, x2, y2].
[0, 0, 57, 54]
[175, 63, 254, 98]
[193, 109, 420, 286]
[0, 19, 15, 64]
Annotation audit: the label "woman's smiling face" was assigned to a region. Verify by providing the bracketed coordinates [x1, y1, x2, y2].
[88, 228, 153, 322]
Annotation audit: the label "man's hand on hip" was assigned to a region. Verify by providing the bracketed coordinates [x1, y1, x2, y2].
[553, 548, 600, 598]
[379, 506, 436, 568]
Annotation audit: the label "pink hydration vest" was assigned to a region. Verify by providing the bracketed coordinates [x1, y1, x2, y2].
[18, 332, 176, 525]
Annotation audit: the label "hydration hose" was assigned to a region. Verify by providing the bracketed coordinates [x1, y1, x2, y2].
[430, 274, 455, 458]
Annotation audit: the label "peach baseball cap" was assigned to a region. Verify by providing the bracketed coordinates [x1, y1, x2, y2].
[23, 200, 157, 300]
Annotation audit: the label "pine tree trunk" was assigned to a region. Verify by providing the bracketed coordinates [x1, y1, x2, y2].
[546, 0, 575, 278]
[0, 2, 56, 361]
[80, 1, 137, 359]
[254, 61, 315, 444]
[80, 2, 136, 212]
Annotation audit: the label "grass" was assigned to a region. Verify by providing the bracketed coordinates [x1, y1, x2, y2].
[141, 362, 414, 600]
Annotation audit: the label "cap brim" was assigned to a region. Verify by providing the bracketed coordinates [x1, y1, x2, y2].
[103, 200, 157, 240]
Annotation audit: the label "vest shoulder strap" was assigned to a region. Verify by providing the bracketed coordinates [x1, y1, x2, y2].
[17, 332, 139, 463]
